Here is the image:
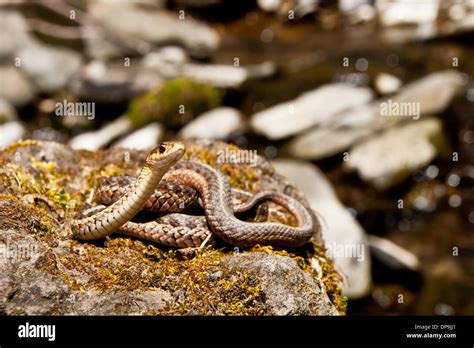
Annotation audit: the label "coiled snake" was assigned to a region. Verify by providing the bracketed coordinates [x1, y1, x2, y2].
[71, 141, 315, 248]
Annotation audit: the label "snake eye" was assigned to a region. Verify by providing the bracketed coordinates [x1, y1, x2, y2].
[158, 144, 166, 153]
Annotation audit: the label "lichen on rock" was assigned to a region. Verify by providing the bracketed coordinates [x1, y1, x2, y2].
[0, 139, 344, 315]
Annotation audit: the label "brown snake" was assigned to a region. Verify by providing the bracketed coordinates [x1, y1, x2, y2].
[71, 141, 315, 248]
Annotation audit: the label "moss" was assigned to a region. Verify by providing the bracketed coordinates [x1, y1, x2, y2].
[126, 78, 221, 129]
[0, 140, 345, 315]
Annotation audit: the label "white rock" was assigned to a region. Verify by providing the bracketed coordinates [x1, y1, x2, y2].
[90, 1, 220, 58]
[0, 121, 25, 148]
[178, 107, 244, 140]
[112, 123, 163, 150]
[0, 67, 36, 107]
[375, 73, 402, 95]
[289, 125, 374, 160]
[18, 41, 82, 93]
[251, 84, 374, 140]
[0, 98, 18, 123]
[289, 70, 464, 160]
[377, 0, 440, 26]
[70, 117, 132, 151]
[368, 235, 420, 271]
[345, 118, 445, 189]
[272, 159, 372, 299]
[257, 0, 281, 12]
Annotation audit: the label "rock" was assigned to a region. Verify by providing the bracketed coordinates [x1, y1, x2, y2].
[375, 73, 402, 95]
[0, 122, 25, 148]
[251, 84, 373, 140]
[288, 70, 464, 160]
[0, 10, 32, 62]
[113, 123, 163, 150]
[178, 107, 244, 140]
[143, 48, 276, 88]
[18, 41, 82, 94]
[0, 98, 18, 124]
[0, 139, 342, 315]
[368, 235, 420, 271]
[90, 1, 220, 58]
[288, 119, 375, 160]
[272, 159, 372, 299]
[70, 117, 133, 150]
[345, 118, 446, 189]
[69, 60, 163, 103]
[0, 67, 36, 107]
[376, 0, 440, 27]
[223, 253, 337, 315]
[258, 0, 282, 12]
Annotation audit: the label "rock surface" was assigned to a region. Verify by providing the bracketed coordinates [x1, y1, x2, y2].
[0, 67, 36, 107]
[178, 107, 245, 140]
[90, 1, 220, 58]
[0, 139, 343, 315]
[251, 84, 373, 140]
[272, 159, 372, 299]
[345, 118, 446, 189]
[113, 123, 163, 150]
[0, 122, 25, 148]
[289, 70, 463, 160]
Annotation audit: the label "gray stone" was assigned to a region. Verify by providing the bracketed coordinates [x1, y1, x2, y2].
[272, 159, 372, 299]
[113, 123, 163, 150]
[251, 84, 373, 140]
[289, 70, 464, 160]
[0, 122, 25, 148]
[70, 117, 133, 150]
[223, 253, 338, 315]
[345, 118, 446, 189]
[0, 67, 36, 107]
[90, 1, 220, 58]
[178, 107, 245, 140]
[368, 235, 420, 271]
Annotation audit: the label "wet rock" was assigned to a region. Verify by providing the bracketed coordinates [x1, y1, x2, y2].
[376, 0, 440, 27]
[368, 235, 420, 271]
[0, 139, 342, 315]
[18, 41, 82, 94]
[113, 123, 163, 150]
[345, 118, 447, 190]
[0, 99, 18, 124]
[90, 1, 220, 58]
[178, 107, 245, 140]
[0, 67, 36, 107]
[251, 84, 373, 140]
[289, 70, 464, 160]
[70, 117, 133, 151]
[375, 73, 402, 95]
[143, 48, 276, 88]
[0, 122, 25, 148]
[223, 253, 337, 315]
[70, 60, 162, 103]
[272, 159, 372, 299]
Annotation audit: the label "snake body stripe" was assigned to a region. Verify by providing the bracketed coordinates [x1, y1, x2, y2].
[72, 141, 315, 248]
[72, 142, 185, 240]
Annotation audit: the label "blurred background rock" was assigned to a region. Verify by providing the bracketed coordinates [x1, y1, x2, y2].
[0, 0, 473, 315]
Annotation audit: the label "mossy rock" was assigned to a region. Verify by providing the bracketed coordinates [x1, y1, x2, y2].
[127, 78, 221, 129]
[0, 139, 345, 315]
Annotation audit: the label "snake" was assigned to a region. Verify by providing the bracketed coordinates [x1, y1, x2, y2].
[71, 141, 315, 248]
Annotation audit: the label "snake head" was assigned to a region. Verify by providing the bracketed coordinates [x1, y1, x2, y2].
[146, 141, 186, 169]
